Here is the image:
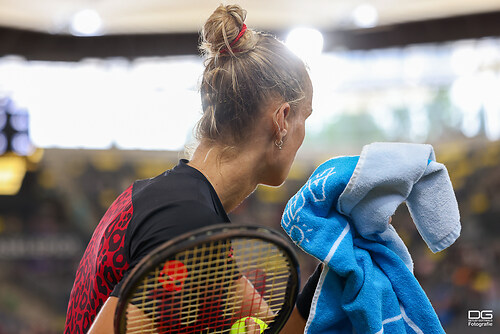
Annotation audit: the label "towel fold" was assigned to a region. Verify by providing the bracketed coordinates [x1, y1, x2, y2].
[281, 142, 461, 334]
[338, 142, 461, 271]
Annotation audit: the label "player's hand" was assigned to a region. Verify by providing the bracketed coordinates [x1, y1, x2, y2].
[245, 317, 261, 334]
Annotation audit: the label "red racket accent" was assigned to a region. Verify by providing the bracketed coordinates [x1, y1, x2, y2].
[158, 260, 188, 292]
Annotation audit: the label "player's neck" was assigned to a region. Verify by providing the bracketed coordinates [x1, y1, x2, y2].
[188, 141, 263, 213]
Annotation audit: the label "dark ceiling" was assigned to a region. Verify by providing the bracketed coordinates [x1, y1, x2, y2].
[1, 10, 500, 61]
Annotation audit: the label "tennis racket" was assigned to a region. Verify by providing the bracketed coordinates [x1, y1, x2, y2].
[114, 224, 300, 334]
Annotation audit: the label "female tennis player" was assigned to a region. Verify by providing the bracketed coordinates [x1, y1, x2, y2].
[64, 4, 316, 333]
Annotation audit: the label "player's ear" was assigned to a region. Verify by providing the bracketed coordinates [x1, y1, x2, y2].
[272, 102, 290, 138]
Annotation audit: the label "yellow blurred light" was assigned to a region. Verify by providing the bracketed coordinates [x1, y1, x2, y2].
[483, 143, 500, 167]
[256, 185, 287, 204]
[0, 155, 27, 195]
[426, 247, 445, 261]
[472, 271, 493, 292]
[68, 159, 86, 177]
[91, 152, 123, 172]
[26, 148, 44, 171]
[288, 161, 308, 180]
[38, 169, 56, 189]
[0, 216, 5, 234]
[99, 188, 118, 209]
[27, 148, 44, 164]
[470, 192, 489, 214]
[134, 161, 175, 179]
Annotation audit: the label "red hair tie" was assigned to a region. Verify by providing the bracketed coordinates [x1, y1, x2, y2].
[220, 23, 247, 54]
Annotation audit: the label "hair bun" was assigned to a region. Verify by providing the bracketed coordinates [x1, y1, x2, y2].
[200, 4, 255, 56]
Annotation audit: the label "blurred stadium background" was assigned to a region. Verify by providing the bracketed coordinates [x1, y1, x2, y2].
[1, 0, 499, 333]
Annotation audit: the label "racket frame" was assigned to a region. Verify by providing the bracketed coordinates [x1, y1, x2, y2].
[114, 224, 300, 334]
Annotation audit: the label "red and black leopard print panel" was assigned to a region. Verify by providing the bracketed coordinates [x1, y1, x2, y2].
[65, 184, 133, 334]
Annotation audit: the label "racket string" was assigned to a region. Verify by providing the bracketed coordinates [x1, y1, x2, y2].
[123, 238, 293, 333]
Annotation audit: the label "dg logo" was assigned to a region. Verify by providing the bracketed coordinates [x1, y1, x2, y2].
[468, 310, 493, 320]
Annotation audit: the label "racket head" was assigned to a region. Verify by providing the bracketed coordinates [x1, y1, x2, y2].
[114, 224, 300, 334]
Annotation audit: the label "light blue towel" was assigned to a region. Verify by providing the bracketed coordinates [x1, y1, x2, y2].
[281, 142, 461, 334]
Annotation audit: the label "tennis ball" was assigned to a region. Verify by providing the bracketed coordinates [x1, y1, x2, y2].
[230, 317, 268, 334]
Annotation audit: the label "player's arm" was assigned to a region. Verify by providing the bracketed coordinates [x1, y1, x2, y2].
[280, 263, 323, 333]
[88, 297, 156, 334]
[280, 307, 307, 333]
[87, 296, 118, 334]
[88, 295, 261, 334]
[235, 274, 274, 322]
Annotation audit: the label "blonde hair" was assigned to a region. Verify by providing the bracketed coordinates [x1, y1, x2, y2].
[196, 4, 309, 146]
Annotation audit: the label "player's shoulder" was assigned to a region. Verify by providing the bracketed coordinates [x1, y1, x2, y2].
[129, 159, 219, 221]
[134, 160, 207, 196]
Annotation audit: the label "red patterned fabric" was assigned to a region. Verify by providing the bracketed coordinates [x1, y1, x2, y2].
[64, 185, 133, 334]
